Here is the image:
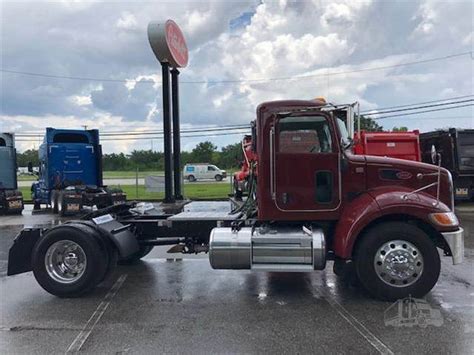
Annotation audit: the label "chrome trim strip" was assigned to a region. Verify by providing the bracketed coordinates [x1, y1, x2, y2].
[269, 126, 275, 200]
[441, 227, 464, 265]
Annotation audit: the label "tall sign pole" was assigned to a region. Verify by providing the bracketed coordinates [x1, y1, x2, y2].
[147, 20, 188, 203]
[171, 68, 183, 200]
[161, 62, 173, 202]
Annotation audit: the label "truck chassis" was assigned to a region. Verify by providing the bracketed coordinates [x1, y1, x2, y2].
[7, 198, 463, 301]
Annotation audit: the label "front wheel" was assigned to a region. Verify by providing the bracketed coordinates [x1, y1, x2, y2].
[215, 174, 223, 181]
[354, 222, 440, 301]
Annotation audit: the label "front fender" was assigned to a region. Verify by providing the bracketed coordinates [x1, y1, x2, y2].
[333, 189, 453, 259]
[333, 193, 381, 259]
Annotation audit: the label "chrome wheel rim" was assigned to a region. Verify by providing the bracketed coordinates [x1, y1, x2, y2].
[374, 240, 423, 287]
[45, 240, 87, 284]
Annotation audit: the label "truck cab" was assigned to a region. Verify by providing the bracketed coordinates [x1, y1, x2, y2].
[0, 133, 24, 214]
[32, 128, 126, 214]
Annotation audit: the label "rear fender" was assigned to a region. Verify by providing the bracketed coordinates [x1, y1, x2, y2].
[88, 216, 140, 259]
[71, 219, 139, 259]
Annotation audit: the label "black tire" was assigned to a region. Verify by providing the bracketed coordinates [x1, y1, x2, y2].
[188, 175, 196, 182]
[119, 245, 153, 264]
[333, 259, 359, 286]
[33, 201, 41, 210]
[31, 225, 108, 297]
[69, 222, 118, 283]
[215, 174, 223, 181]
[354, 222, 440, 301]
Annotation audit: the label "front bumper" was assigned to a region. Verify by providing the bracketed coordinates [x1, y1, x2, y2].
[442, 227, 464, 265]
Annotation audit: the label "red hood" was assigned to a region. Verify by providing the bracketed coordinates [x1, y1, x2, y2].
[361, 154, 453, 210]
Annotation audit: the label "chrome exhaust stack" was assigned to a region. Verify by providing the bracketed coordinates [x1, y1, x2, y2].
[209, 226, 326, 272]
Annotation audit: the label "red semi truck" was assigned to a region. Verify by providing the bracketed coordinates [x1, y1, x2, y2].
[8, 99, 464, 301]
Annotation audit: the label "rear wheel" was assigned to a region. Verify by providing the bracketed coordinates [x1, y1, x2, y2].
[354, 222, 440, 301]
[32, 226, 107, 297]
[188, 175, 196, 182]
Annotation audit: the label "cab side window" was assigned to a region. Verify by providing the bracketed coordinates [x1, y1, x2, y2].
[208, 166, 216, 171]
[278, 116, 332, 153]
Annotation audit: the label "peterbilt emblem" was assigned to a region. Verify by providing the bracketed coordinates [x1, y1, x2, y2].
[396, 171, 413, 180]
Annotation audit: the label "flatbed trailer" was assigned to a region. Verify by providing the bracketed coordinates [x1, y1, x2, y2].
[7, 99, 464, 302]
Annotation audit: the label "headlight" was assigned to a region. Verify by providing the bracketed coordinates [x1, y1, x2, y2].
[429, 212, 459, 227]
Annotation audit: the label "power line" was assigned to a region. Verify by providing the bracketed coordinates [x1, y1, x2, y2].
[359, 94, 474, 113]
[16, 123, 252, 135]
[15, 130, 251, 142]
[1, 51, 471, 85]
[362, 99, 474, 116]
[373, 103, 473, 119]
[15, 125, 252, 137]
[12, 95, 473, 138]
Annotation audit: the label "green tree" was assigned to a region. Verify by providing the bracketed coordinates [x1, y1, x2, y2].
[392, 126, 408, 132]
[218, 142, 243, 169]
[359, 115, 383, 132]
[191, 141, 217, 163]
[17, 149, 39, 167]
[102, 153, 130, 171]
[129, 150, 164, 170]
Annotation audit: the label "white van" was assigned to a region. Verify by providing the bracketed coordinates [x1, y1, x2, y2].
[183, 164, 227, 182]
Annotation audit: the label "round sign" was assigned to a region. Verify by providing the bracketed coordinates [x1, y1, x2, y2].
[147, 20, 188, 68]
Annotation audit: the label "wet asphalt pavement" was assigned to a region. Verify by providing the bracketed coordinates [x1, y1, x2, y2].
[0, 203, 473, 354]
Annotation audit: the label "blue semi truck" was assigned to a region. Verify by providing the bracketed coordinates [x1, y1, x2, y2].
[0, 133, 24, 214]
[31, 128, 126, 215]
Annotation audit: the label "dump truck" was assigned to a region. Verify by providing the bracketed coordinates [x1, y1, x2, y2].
[8, 100, 463, 301]
[420, 128, 474, 201]
[353, 130, 421, 162]
[0, 133, 24, 214]
[31, 128, 126, 215]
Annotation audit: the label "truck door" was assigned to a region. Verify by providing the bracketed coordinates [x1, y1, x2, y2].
[271, 114, 341, 211]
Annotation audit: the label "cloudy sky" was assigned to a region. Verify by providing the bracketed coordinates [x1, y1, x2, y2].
[1, 0, 473, 153]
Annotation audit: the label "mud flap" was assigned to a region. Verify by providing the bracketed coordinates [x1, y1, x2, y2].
[7, 228, 42, 276]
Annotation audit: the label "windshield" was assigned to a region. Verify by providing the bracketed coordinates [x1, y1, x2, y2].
[336, 117, 351, 148]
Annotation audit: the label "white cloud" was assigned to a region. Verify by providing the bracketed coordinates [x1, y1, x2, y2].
[70, 95, 92, 106]
[1, 0, 472, 153]
[116, 11, 138, 31]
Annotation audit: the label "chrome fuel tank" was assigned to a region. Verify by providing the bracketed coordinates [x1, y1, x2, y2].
[209, 226, 326, 272]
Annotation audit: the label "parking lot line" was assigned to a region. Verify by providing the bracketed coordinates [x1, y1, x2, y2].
[314, 288, 394, 355]
[66, 274, 128, 353]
